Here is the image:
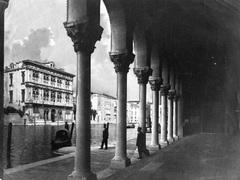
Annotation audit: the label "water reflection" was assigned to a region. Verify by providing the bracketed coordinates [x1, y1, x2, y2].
[3, 123, 131, 169]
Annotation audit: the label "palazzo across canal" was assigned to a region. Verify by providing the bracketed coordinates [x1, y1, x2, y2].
[1, 0, 240, 180]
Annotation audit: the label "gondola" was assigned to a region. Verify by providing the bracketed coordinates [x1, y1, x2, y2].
[51, 122, 74, 150]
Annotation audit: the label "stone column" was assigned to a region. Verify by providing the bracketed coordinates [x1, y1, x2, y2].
[167, 90, 175, 143]
[149, 77, 162, 151]
[177, 81, 184, 138]
[64, 2, 103, 178]
[110, 52, 134, 169]
[173, 94, 179, 140]
[0, 0, 8, 179]
[134, 67, 152, 154]
[160, 86, 169, 146]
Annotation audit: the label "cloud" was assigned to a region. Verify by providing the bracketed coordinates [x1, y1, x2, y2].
[10, 27, 55, 62]
[4, 31, 11, 64]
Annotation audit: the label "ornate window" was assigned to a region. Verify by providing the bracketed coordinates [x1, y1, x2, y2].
[51, 91, 55, 102]
[65, 80, 70, 89]
[65, 93, 70, 103]
[43, 89, 49, 101]
[51, 76, 56, 85]
[32, 71, 39, 82]
[57, 78, 62, 87]
[21, 71, 25, 84]
[43, 74, 49, 84]
[57, 92, 62, 102]
[9, 73, 13, 86]
[21, 89, 25, 102]
[33, 88, 39, 100]
[9, 90, 13, 103]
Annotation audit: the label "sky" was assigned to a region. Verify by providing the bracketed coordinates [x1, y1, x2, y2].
[4, 0, 152, 101]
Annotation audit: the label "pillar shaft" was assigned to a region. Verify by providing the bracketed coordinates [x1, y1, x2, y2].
[110, 52, 134, 169]
[134, 67, 152, 151]
[74, 52, 92, 175]
[177, 81, 183, 138]
[0, 1, 8, 179]
[149, 78, 162, 150]
[177, 96, 184, 138]
[160, 86, 169, 146]
[139, 83, 147, 145]
[64, 7, 103, 178]
[167, 92, 174, 143]
[173, 95, 179, 140]
[115, 71, 127, 159]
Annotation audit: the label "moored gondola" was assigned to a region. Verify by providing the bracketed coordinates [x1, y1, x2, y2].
[51, 122, 74, 150]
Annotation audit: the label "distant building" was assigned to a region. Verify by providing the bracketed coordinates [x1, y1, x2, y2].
[127, 101, 139, 124]
[4, 60, 75, 124]
[91, 92, 117, 123]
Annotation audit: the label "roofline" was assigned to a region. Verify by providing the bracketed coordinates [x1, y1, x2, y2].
[5, 60, 75, 77]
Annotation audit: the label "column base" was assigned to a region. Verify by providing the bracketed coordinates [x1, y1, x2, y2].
[173, 135, 179, 141]
[167, 137, 174, 144]
[110, 157, 131, 169]
[160, 140, 169, 148]
[149, 144, 161, 151]
[68, 171, 97, 180]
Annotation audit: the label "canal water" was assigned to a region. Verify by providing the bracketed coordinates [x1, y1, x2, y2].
[3, 123, 136, 169]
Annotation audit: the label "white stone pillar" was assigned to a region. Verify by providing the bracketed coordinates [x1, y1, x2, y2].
[64, 0, 103, 178]
[0, 0, 8, 178]
[167, 91, 174, 143]
[177, 81, 184, 138]
[149, 78, 162, 151]
[110, 52, 134, 169]
[173, 95, 179, 140]
[134, 67, 152, 154]
[160, 86, 169, 147]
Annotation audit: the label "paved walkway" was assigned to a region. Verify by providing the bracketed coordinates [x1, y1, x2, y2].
[4, 133, 240, 180]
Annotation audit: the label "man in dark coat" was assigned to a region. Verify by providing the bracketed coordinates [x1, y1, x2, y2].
[101, 123, 109, 150]
[136, 127, 150, 159]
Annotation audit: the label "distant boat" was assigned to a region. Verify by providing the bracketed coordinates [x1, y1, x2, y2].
[51, 123, 74, 150]
[126, 123, 135, 128]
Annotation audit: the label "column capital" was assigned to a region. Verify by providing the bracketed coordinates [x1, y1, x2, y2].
[174, 92, 181, 101]
[64, 20, 103, 53]
[168, 89, 176, 100]
[109, 52, 135, 73]
[149, 77, 163, 91]
[133, 66, 152, 84]
[160, 85, 170, 96]
[0, 0, 9, 9]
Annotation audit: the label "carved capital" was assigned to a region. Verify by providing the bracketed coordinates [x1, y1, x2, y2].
[160, 84, 170, 96]
[64, 20, 103, 53]
[173, 92, 180, 101]
[0, 0, 9, 9]
[110, 52, 135, 73]
[149, 77, 163, 91]
[133, 67, 153, 84]
[168, 89, 176, 100]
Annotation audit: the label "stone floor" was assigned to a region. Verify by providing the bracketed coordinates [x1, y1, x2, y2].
[4, 133, 240, 180]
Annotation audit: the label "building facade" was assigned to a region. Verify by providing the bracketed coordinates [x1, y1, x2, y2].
[91, 92, 117, 123]
[127, 101, 139, 124]
[4, 60, 75, 124]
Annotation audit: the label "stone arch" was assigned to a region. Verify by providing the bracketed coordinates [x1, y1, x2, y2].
[58, 109, 62, 121]
[51, 109, 56, 122]
[102, 0, 137, 53]
[43, 109, 49, 121]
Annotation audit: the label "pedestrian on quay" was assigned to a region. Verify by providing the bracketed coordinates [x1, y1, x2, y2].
[65, 121, 69, 131]
[100, 122, 109, 150]
[136, 127, 150, 159]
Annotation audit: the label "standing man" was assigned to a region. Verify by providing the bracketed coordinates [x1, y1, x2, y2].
[101, 123, 109, 150]
[136, 127, 150, 159]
